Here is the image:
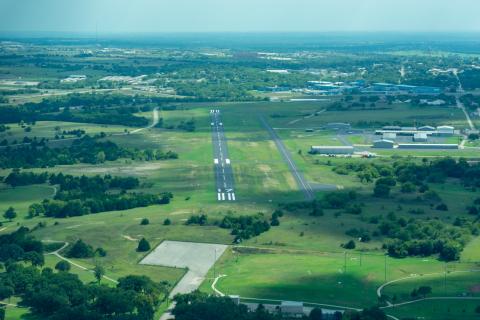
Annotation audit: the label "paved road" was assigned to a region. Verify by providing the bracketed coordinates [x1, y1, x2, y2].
[210, 109, 236, 201]
[142, 241, 228, 320]
[456, 96, 476, 130]
[259, 115, 314, 200]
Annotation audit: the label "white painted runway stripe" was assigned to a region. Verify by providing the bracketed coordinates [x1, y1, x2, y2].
[227, 193, 231, 201]
[217, 193, 221, 201]
[214, 158, 219, 164]
[231, 193, 236, 201]
[225, 159, 230, 164]
[221, 193, 225, 201]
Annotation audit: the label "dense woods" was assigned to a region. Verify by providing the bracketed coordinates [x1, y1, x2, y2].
[0, 135, 178, 169]
[3, 172, 173, 218]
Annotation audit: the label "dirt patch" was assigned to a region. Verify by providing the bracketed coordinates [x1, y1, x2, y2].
[122, 235, 139, 241]
[170, 210, 192, 216]
[258, 164, 272, 174]
[66, 224, 82, 229]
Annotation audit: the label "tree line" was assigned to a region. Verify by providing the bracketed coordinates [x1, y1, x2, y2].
[3, 171, 173, 219]
[172, 291, 387, 320]
[0, 135, 178, 169]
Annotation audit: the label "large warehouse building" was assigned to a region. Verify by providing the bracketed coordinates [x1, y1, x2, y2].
[373, 139, 395, 149]
[310, 146, 354, 155]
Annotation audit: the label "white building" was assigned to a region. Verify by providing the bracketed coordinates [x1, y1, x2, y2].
[373, 139, 395, 149]
[413, 133, 428, 142]
[281, 301, 304, 317]
[418, 126, 436, 131]
[436, 125, 455, 136]
[382, 132, 397, 140]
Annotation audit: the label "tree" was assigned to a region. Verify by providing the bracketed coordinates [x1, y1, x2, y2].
[3, 207, 16, 221]
[55, 260, 71, 272]
[28, 203, 45, 218]
[96, 151, 106, 164]
[66, 239, 94, 258]
[0, 286, 14, 300]
[23, 251, 44, 267]
[343, 240, 356, 250]
[94, 264, 105, 283]
[309, 307, 323, 320]
[374, 184, 390, 198]
[311, 200, 324, 216]
[417, 286, 432, 298]
[95, 247, 107, 257]
[163, 218, 172, 225]
[400, 182, 416, 193]
[137, 238, 151, 252]
[140, 218, 150, 225]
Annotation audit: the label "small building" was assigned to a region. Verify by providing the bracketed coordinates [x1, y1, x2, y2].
[401, 127, 417, 131]
[413, 133, 428, 142]
[325, 122, 351, 130]
[229, 295, 240, 305]
[436, 125, 455, 136]
[398, 144, 458, 150]
[310, 146, 354, 155]
[281, 301, 304, 317]
[419, 125, 436, 131]
[382, 126, 402, 131]
[373, 139, 395, 149]
[382, 132, 397, 140]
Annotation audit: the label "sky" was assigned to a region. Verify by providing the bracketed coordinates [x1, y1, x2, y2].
[1, 0, 480, 34]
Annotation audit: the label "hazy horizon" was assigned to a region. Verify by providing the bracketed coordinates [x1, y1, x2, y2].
[1, 0, 480, 34]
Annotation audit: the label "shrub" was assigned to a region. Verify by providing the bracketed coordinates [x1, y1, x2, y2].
[137, 238, 151, 252]
[95, 247, 107, 257]
[55, 260, 71, 272]
[140, 218, 150, 225]
[163, 218, 172, 225]
[343, 240, 356, 249]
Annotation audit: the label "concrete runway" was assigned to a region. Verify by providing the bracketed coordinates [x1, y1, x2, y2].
[210, 109, 236, 201]
[259, 115, 314, 200]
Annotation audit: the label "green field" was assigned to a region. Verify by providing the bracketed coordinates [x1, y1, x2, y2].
[1, 99, 480, 320]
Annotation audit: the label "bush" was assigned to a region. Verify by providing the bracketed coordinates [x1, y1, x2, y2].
[163, 218, 172, 225]
[374, 184, 391, 198]
[140, 218, 150, 225]
[137, 238, 151, 252]
[95, 247, 107, 257]
[343, 240, 356, 249]
[435, 203, 448, 211]
[55, 260, 71, 272]
[186, 214, 208, 225]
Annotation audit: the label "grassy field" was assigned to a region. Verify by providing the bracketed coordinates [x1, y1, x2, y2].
[1, 100, 479, 320]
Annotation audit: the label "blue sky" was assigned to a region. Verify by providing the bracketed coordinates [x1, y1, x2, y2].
[1, 0, 479, 33]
